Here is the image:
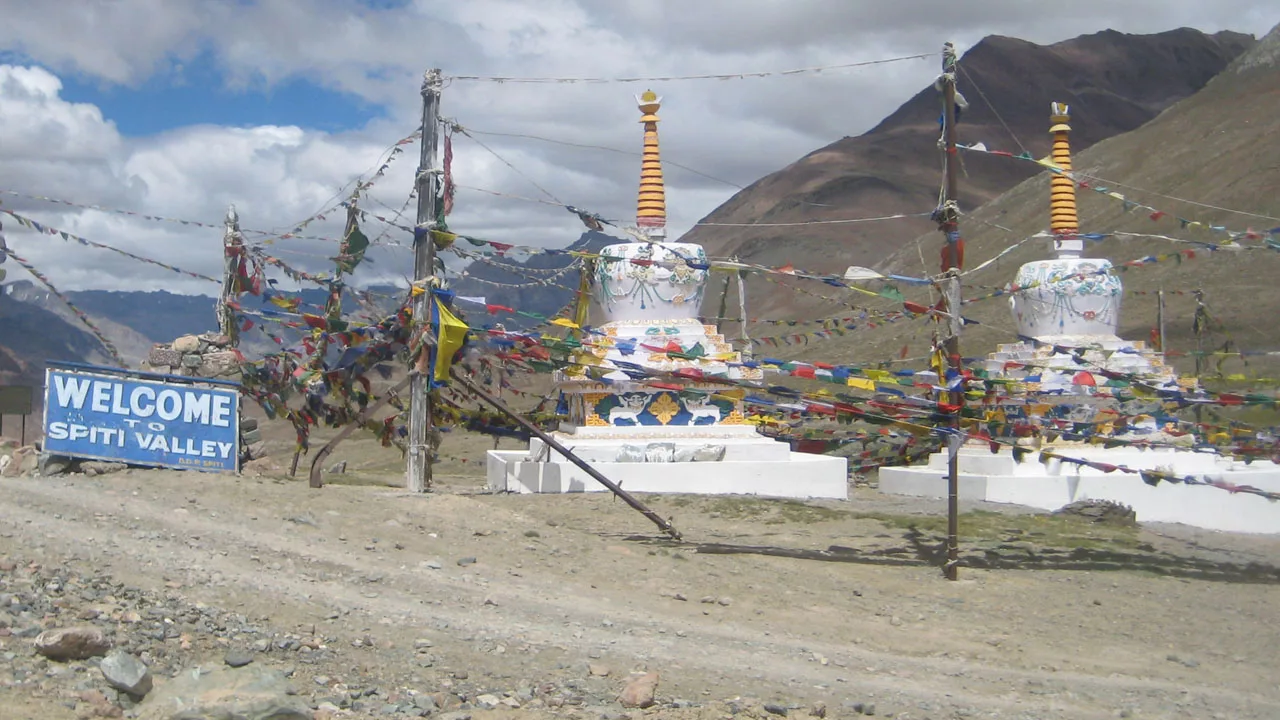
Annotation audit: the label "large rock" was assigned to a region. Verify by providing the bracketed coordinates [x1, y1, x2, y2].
[136, 666, 310, 720]
[148, 346, 182, 368]
[173, 335, 201, 353]
[100, 650, 153, 697]
[2, 446, 37, 477]
[38, 452, 74, 476]
[618, 671, 659, 709]
[199, 351, 243, 378]
[34, 626, 112, 660]
[82, 461, 128, 476]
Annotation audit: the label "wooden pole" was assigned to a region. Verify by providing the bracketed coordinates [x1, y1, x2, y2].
[309, 374, 415, 489]
[449, 366, 682, 541]
[938, 41, 963, 581]
[736, 269, 752, 361]
[218, 205, 244, 346]
[1157, 287, 1166, 353]
[407, 69, 443, 493]
[288, 199, 357, 478]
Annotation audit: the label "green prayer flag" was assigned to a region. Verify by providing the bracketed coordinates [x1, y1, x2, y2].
[878, 285, 904, 303]
[337, 223, 370, 273]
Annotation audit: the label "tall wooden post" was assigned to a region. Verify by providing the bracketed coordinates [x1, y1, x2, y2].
[1157, 287, 1166, 352]
[218, 205, 244, 346]
[407, 69, 442, 493]
[312, 198, 358, 370]
[936, 41, 963, 581]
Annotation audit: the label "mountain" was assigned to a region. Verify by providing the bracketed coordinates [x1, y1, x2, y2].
[762, 23, 1280, 377]
[0, 290, 113, 404]
[0, 280, 409, 375]
[680, 28, 1255, 321]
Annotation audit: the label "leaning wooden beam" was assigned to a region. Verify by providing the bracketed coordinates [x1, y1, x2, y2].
[449, 366, 682, 541]
[308, 374, 416, 488]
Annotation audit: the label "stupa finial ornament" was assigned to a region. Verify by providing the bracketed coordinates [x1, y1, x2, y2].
[1009, 101, 1122, 339]
[635, 90, 667, 238]
[1048, 102, 1082, 258]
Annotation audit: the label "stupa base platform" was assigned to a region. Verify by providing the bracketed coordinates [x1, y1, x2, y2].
[486, 425, 848, 499]
[878, 444, 1280, 534]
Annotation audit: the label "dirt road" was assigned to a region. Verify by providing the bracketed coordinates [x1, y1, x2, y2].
[2, 463, 1279, 720]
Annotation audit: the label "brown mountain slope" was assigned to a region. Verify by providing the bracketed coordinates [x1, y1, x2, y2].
[682, 27, 1254, 321]
[766, 23, 1280, 377]
[0, 292, 114, 405]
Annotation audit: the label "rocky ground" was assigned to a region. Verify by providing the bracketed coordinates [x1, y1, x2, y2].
[2, 447, 1280, 720]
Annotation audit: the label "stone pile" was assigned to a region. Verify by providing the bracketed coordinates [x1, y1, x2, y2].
[0, 436, 38, 477]
[143, 333, 266, 464]
[144, 333, 242, 380]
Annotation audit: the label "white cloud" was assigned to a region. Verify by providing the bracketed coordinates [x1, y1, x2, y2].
[0, 0, 1274, 297]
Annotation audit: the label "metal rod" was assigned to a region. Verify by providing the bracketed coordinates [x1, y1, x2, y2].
[449, 366, 682, 541]
[408, 69, 443, 493]
[309, 375, 416, 488]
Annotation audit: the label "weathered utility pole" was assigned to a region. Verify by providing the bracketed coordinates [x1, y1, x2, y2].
[407, 68, 443, 493]
[1157, 287, 1166, 353]
[935, 41, 964, 581]
[218, 205, 244, 346]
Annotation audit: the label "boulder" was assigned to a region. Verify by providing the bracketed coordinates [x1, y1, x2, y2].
[38, 453, 74, 476]
[82, 461, 128, 476]
[199, 351, 242, 377]
[34, 626, 112, 660]
[173, 335, 201, 353]
[618, 671, 659, 709]
[1, 445, 39, 477]
[147, 347, 183, 368]
[136, 666, 310, 720]
[100, 650, 153, 697]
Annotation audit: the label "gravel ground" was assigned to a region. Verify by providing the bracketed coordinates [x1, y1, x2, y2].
[2, 465, 1279, 720]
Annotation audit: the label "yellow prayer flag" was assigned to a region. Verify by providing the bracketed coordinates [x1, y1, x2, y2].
[550, 318, 580, 329]
[846, 377, 875, 391]
[430, 296, 469, 384]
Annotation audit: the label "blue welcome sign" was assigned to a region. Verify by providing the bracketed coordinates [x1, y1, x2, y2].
[43, 362, 240, 472]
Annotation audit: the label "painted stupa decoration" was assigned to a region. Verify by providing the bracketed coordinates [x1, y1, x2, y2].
[985, 102, 1182, 398]
[556, 91, 761, 428]
[1009, 102, 1123, 339]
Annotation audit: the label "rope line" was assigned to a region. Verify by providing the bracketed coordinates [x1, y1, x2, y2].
[444, 53, 937, 84]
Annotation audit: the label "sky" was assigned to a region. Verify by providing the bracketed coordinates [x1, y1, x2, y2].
[0, 0, 1274, 299]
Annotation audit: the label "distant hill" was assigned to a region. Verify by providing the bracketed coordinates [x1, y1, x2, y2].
[679, 27, 1255, 321]
[0, 291, 111, 403]
[765, 23, 1280, 377]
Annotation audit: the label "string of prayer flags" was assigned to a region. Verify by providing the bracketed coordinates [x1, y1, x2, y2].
[1, 209, 221, 283]
[0, 246, 127, 367]
[956, 143, 1280, 243]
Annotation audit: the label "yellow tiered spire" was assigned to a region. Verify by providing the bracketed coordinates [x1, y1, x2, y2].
[636, 90, 667, 234]
[1049, 102, 1078, 236]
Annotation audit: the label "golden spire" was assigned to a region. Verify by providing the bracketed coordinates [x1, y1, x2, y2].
[636, 90, 666, 235]
[1049, 101, 1078, 236]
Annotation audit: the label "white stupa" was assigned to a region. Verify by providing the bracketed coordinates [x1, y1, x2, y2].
[878, 102, 1280, 534]
[486, 92, 848, 499]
